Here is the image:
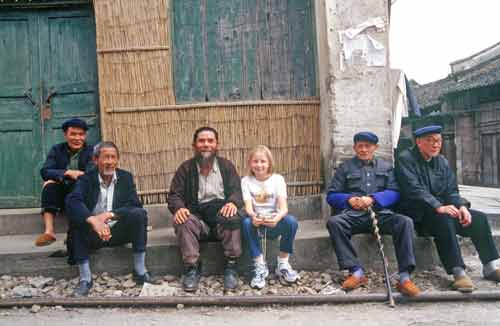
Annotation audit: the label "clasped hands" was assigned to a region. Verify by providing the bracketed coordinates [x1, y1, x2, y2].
[87, 212, 116, 241]
[436, 205, 472, 226]
[348, 196, 374, 211]
[173, 202, 238, 225]
[251, 213, 281, 228]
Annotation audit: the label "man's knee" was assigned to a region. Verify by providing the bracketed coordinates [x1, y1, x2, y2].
[128, 207, 148, 224]
[326, 214, 347, 230]
[393, 214, 415, 230]
[175, 215, 201, 235]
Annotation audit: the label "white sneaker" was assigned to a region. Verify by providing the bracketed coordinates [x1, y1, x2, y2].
[275, 261, 300, 283]
[250, 262, 269, 289]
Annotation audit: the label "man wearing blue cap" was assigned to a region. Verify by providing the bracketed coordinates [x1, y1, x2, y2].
[326, 131, 420, 297]
[36, 118, 94, 246]
[396, 125, 500, 292]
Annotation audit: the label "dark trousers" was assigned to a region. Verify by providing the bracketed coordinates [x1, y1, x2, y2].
[174, 200, 242, 265]
[41, 182, 72, 214]
[326, 211, 416, 273]
[420, 208, 499, 274]
[70, 207, 148, 264]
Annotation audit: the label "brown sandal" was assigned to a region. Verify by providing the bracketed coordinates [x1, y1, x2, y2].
[35, 233, 56, 247]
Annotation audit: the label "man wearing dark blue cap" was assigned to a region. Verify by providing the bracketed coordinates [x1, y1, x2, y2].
[396, 125, 500, 292]
[326, 131, 420, 296]
[36, 118, 94, 246]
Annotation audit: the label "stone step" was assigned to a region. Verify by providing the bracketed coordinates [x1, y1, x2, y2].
[0, 220, 439, 279]
[0, 195, 325, 237]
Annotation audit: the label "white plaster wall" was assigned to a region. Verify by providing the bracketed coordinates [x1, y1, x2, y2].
[315, 0, 392, 184]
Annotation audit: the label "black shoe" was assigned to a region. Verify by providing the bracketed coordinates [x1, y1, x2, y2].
[73, 280, 92, 297]
[133, 271, 159, 285]
[182, 264, 201, 292]
[224, 260, 239, 291]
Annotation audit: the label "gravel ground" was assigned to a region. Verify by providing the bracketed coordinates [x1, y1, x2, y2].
[1, 254, 499, 299]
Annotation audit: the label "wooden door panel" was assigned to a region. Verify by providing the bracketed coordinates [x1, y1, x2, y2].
[481, 134, 495, 186]
[0, 13, 41, 207]
[40, 10, 100, 153]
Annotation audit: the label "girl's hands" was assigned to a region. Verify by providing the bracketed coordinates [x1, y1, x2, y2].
[262, 213, 282, 228]
[251, 214, 265, 227]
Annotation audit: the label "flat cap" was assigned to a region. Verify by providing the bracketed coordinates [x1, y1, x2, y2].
[62, 118, 88, 132]
[414, 125, 442, 138]
[353, 131, 379, 144]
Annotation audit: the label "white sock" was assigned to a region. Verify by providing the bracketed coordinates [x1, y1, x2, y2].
[452, 266, 466, 279]
[483, 260, 497, 277]
[78, 260, 92, 283]
[277, 256, 289, 265]
[254, 255, 265, 265]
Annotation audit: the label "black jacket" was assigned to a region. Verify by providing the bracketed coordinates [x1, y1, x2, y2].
[65, 168, 142, 227]
[167, 156, 243, 214]
[395, 146, 469, 221]
[40, 142, 94, 183]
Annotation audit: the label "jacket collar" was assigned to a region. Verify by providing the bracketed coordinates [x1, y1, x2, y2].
[352, 156, 377, 168]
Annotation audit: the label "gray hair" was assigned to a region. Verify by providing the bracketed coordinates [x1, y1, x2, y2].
[93, 141, 120, 158]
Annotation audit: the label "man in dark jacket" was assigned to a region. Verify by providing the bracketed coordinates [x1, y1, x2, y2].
[326, 132, 420, 297]
[168, 126, 243, 292]
[65, 141, 151, 297]
[36, 118, 94, 246]
[396, 125, 500, 292]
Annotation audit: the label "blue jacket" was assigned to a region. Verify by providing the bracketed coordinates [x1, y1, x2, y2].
[40, 142, 94, 183]
[65, 168, 143, 227]
[327, 156, 400, 215]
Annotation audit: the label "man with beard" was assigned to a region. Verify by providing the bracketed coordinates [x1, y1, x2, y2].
[65, 141, 152, 297]
[168, 127, 243, 292]
[36, 118, 94, 246]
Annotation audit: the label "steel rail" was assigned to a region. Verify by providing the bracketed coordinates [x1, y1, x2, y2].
[1, 291, 500, 309]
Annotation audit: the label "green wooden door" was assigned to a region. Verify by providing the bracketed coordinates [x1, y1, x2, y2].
[0, 6, 99, 208]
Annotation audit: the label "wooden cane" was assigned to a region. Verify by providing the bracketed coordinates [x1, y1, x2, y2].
[368, 207, 396, 307]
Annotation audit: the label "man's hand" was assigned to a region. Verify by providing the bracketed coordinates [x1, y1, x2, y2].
[219, 202, 237, 218]
[348, 197, 364, 210]
[360, 196, 374, 210]
[174, 208, 190, 225]
[95, 212, 114, 224]
[64, 169, 84, 180]
[436, 205, 460, 218]
[42, 180, 58, 188]
[87, 216, 111, 241]
[458, 206, 472, 227]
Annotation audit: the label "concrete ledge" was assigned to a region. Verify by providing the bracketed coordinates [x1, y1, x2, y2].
[0, 195, 324, 236]
[0, 220, 439, 278]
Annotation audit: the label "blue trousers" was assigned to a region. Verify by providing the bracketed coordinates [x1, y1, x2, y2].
[241, 215, 298, 258]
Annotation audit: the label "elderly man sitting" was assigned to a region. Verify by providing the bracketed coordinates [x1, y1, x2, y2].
[326, 131, 420, 297]
[65, 142, 152, 297]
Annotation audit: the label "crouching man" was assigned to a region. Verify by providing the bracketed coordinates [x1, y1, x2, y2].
[37, 118, 94, 246]
[326, 132, 420, 297]
[65, 141, 152, 297]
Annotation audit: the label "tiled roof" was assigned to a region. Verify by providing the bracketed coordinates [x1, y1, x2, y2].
[415, 55, 500, 108]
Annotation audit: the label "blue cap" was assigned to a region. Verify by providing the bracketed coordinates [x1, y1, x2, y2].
[353, 131, 379, 144]
[414, 125, 442, 138]
[62, 118, 88, 132]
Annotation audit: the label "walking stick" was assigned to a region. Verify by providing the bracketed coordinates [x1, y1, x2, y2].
[257, 215, 268, 261]
[368, 207, 395, 308]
